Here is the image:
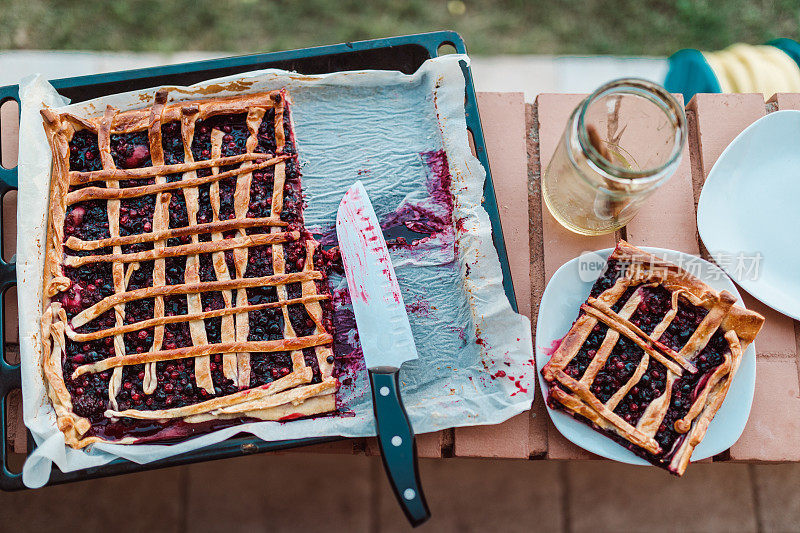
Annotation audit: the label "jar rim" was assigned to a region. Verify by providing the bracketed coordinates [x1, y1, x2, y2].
[575, 78, 687, 183]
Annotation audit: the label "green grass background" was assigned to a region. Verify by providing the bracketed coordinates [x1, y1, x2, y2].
[2, 0, 800, 55]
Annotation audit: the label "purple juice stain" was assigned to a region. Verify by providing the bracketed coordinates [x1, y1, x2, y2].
[307, 149, 455, 251]
[381, 150, 454, 245]
[421, 149, 454, 213]
[405, 295, 432, 317]
[331, 288, 367, 409]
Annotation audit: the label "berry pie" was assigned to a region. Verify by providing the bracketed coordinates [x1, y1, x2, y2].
[541, 241, 764, 475]
[40, 88, 338, 448]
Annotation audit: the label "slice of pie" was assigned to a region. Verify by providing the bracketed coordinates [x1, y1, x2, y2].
[541, 240, 764, 475]
[40, 88, 338, 448]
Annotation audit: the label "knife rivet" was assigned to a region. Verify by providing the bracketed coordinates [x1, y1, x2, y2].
[391, 435, 402, 447]
[240, 443, 258, 454]
[379, 386, 390, 396]
[404, 489, 416, 500]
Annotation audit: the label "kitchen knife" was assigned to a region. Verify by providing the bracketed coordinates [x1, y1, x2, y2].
[336, 181, 430, 527]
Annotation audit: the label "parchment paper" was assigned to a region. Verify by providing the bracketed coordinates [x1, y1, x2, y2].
[17, 55, 533, 488]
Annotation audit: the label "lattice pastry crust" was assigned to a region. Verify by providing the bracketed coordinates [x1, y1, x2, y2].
[40, 88, 338, 448]
[542, 241, 764, 475]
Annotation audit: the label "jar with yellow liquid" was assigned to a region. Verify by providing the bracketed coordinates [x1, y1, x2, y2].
[542, 79, 687, 235]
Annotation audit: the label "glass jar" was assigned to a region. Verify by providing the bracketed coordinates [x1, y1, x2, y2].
[542, 78, 687, 235]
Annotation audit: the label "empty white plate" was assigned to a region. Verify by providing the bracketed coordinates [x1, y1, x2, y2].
[535, 247, 756, 466]
[697, 110, 800, 320]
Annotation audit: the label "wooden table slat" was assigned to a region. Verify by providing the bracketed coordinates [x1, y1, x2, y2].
[453, 92, 534, 459]
[534, 94, 618, 460]
[689, 93, 800, 462]
[625, 94, 699, 254]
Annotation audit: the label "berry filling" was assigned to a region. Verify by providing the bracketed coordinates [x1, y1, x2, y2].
[64, 311, 115, 420]
[245, 168, 275, 222]
[591, 335, 645, 404]
[628, 285, 673, 334]
[281, 167, 304, 224]
[110, 131, 152, 170]
[658, 301, 708, 351]
[161, 122, 184, 165]
[563, 322, 609, 380]
[251, 350, 293, 384]
[653, 329, 729, 453]
[68, 130, 102, 172]
[590, 258, 626, 297]
[244, 245, 274, 278]
[192, 114, 250, 161]
[61, 263, 114, 318]
[613, 359, 668, 426]
[63, 201, 111, 246]
[303, 348, 323, 384]
[120, 195, 156, 253]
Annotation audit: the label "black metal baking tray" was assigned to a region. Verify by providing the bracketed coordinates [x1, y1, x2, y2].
[0, 31, 516, 490]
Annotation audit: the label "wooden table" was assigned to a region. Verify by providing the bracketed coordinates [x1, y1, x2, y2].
[3, 91, 799, 465]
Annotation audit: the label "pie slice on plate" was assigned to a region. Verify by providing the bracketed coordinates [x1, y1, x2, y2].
[541, 240, 764, 475]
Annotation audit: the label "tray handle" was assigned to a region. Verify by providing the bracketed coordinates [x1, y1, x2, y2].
[0, 85, 20, 190]
[0, 83, 22, 490]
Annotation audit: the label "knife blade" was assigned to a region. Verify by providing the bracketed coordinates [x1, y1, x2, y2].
[336, 181, 430, 527]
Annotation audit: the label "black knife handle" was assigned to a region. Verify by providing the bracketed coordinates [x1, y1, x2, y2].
[369, 367, 431, 527]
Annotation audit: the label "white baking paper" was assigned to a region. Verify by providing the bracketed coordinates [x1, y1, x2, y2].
[17, 55, 533, 488]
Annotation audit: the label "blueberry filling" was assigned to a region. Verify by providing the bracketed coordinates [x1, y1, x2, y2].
[628, 285, 673, 334]
[68, 130, 102, 172]
[589, 258, 626, 297]
[591, 335, 645, 404]
[563, 322, 609, 380]
[110, 131, 152, 169]
[659, 301, 708, 351]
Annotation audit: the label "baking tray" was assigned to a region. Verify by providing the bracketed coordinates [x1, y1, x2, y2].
[0, 31, 516, 490]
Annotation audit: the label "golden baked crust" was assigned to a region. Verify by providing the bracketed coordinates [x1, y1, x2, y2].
[541, 240, 765, 475]
[40, 88, 338, 448]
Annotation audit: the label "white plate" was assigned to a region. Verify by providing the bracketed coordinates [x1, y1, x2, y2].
[697, 110, 800, 320]
[535, 247, 756, 466]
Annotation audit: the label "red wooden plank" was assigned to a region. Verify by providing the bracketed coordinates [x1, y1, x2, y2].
[453, 92, 533, 459]
[283, 439, 358, 455]
[772, 92, 800, 109]
[526, 102, 549, 457]
[624, 95, 699, 254]
[454, 413, 530, 458]
[362, 433, 443, 459]
[729, 360, 800, 462]
[528, 396, 549, 457]
[535, 94, 618, 460]
[545, 417, 598, 460]
[416, 431, 445, 458]
[689, 93, 800, 462]
[479, 92, 532, 321]
[536, 94, 618, 280]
